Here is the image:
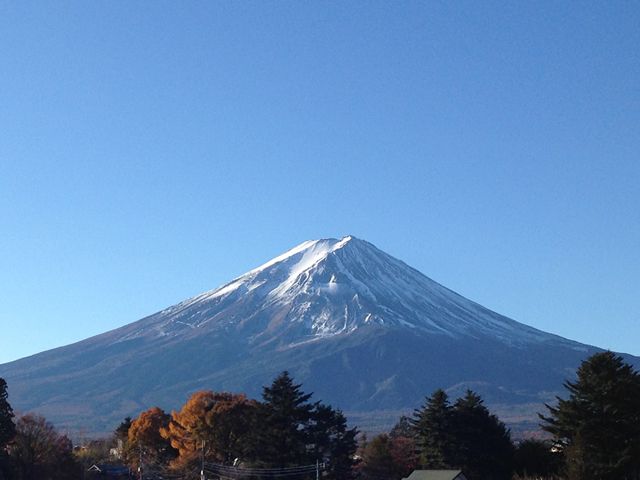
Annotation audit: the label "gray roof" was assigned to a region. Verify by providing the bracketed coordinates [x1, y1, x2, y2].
[403, 470, 466, 480]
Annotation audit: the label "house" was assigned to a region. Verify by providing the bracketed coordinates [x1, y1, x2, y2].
[402, 470, 468, 480]
[87, 464, 131, 478]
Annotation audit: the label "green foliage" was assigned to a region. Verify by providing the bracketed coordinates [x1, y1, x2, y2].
[410, 389, 513, 480]
[249, 371, 358, 477]
[0, 378, 15, 480]
[540, 351, 640, 480]
[410, 389, 453, 468]
[112, 371, 359, 479]
[307, 403, 358, 480]
[449, 391, 514, 480]
[115, 416, 132, 444]
[0, 379, 14, 449]
[513, 439, 562, 479]
[389, 415, 412, 440]
[255, 371, 315, 467]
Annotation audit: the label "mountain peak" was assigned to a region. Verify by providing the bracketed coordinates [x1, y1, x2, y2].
[0, 235, 614, 435]
[246, 235, 354, 276]
[123, 236, 578, 350]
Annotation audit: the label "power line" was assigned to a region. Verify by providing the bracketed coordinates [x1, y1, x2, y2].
[204, 461, 325, 479]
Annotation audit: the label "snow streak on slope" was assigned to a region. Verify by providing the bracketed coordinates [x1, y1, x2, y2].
[115, 236, 580, 350]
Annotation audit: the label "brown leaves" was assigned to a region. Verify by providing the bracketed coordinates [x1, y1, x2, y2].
[160, 391, 257, 472]
[129, 406, 175, 468]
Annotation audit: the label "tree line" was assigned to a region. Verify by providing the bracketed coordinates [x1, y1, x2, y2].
[357, 351, 640, 480]
[119, 371, 357, 479]
[1, 351, 640, 479]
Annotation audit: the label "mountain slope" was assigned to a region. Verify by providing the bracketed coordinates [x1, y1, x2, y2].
[0, 236, 633, 434]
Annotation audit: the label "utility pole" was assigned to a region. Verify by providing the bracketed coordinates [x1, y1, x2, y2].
[201, 439, 206, 480]
[138, 446, 143, 480]
[316, 460, 319, 480]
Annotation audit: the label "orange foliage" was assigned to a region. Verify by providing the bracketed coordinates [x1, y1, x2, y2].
[129, 406, 174, 467]
[161, 391, 256, 471]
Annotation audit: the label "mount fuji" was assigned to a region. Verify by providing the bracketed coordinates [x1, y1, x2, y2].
[0, 236, 634, 434]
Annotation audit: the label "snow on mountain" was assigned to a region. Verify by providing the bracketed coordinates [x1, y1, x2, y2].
[121, 235, 577, 349]
[0, 235, 626, 435]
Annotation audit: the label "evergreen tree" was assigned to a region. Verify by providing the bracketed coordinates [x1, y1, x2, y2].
[115, 416, 132, 443]
[113, 416, 132, 464]
[0, 379, 15, 449]
[0, 378, 15, 480]
[513, 439, 562, 479]
[389, 416, 413, 440]
[450, 390, 514, 480]
[252, 371, 315, 467]
[540, 351, 640, 480]
[307, 404, 358, 480]
[410, 389, 453, 468]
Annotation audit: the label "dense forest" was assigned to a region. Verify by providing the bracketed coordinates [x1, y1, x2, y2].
[1, 352, 639, 480]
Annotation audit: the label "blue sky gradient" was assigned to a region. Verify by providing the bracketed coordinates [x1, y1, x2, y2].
[1, 1, 639, 363]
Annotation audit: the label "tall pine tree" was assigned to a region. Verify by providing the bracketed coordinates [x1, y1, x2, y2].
[0, 379, 14, 449]
[410, 389, 513, 480]
[450, 391, 513, 480]
[540, 351, 640, 480]
[410, 389, 453, 468]
[0, 378, 15, 480]
[307, 403, 357, 480]
[253, 371, 315, 467]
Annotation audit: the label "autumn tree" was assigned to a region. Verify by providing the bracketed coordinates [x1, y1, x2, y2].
[359, 434, 413, 480]
[161, 391, 256, 475]
[129, 407, 177, 473]
[540, 351, 640, 480]
[9, 414, 80, 480]
[389, 435, 418, 479]
[387, 416, 418, 477]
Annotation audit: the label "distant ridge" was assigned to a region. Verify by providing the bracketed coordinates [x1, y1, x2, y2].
[1, 236, 636, 435]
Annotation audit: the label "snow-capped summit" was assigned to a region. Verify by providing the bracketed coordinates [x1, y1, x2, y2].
[122, 235, 575, 349]
[1, 236, 633, 435]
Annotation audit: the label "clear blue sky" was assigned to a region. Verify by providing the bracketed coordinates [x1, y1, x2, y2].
[1, 2, 638, 364]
